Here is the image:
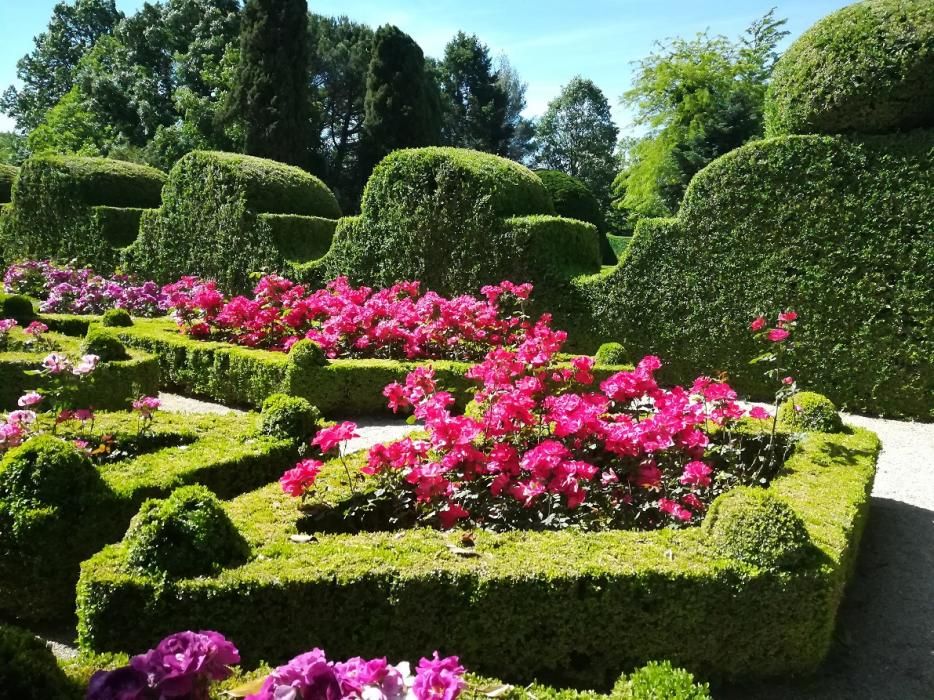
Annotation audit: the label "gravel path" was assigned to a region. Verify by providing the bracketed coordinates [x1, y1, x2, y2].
[157, 392, 245, 415]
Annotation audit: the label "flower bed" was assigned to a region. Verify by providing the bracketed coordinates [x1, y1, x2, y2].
[0, 409, 300, 623]
[76, 420, 880, 686]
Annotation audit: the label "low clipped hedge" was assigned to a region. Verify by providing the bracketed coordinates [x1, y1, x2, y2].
[127, 151, 341, 292]
[76, 425, 880, 686]
[0, 624, 82, 700]
[765, 0, 934, 136]
[587, 130, 934, 419]
[0, 163, 18, 203]
[0, 411, 298, 623]
[535, 169, 615, 264]
[0, 155, 166, 272]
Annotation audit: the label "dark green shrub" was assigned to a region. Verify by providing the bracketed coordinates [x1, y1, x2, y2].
[703, 487, 812, 570]
[124, 484, 249, 577]
[288, 338, 328, 369]
[595, 342, 627, 365]
[127, 151, 341, 292]
[765, 0, 934, 136]
[610, 661, 710, 700]
[81, 326, 130, 361]
[0, 292, 35, 321]
[101, 308, 133, 327]
[261, 393, 320, 440]
[0, 164, 18, 203]
[536, 169, 615, 264]
[778, 391, 844, 433]
[0, 624, 79, 700]
[0, 155, 165, 272]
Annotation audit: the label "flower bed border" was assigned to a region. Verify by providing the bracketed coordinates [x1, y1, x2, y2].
[76, 426, 880, 686]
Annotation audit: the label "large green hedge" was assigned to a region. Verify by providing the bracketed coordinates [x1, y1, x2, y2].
[587, 130, 934, 419]
[127, 151, 340, 292]
[0, 411, 297, 623]
[535, 169, 615, 264]
[76, 425, 880, 686]
[0, 156, 166, 272]
[765, 0, 934, 136]
[0, 163, 18, 203]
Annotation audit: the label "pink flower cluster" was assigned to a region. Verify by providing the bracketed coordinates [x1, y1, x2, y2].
[362, 316, 767, 530]
[750, 310, 797, 343]
[4, 260, 166, 316]
[163, 274, 535, 360]
[248, 648, 466, 700]
[0, 409, 36, 450]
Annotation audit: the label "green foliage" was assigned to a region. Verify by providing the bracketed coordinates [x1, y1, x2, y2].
[232, 0, 312, 167]
[0, 293, 36, 321]
[0, 164, 19, 203]
[288, 338, 328, 369]
[362, 25, 442, 168]
[26, 85, 114, 157]
[595, 342, 627, 366]
[101, 307, 133, 327]
[778, 391, 844, 433]
[261, 393, 320, 441]
[535, 169, 614, 263]
[704, 487, 812, 570]
[125, 484, 249, 577]
[610, 661, 711, 700]
[0, 624, 80, 700]
[77, 427, 880, 684]
[81, 325, 130, 361]
[260, 213, 336, 263]
[0, 133, 26, 166]
[128, 150, 340, 291]
[534, 77, 619, 202]
[765, 0, 934, 136]
[591, 130, 934, 419]
[0, 155, 165, 273]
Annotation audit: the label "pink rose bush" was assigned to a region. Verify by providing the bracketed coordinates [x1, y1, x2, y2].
[163, 274, 536, 360]
[749, 309, 799, 464]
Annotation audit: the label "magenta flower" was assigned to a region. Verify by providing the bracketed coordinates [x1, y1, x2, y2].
[749, 315, 767, 332]
[247, 649, 342, 700]
[86, 666, 151, 700]
[679, 460, 713, 488]
[659, 498, 693, 522]
[766, 328, 790, 343]
[24, 321, 48, 336]
[17, 391, 43, 408]
[777, 310, 798, 324]
[41, 352, 71, 374]
[129, 630, 239, 697]
[412, 653, 466, 700]
[312, 421, 359, 454]
[748, 406, 770, 420]
[280, 459, 323, 498]
[0, 318, 17, 333]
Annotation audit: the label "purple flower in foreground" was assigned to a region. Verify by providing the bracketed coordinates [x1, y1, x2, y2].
[412, 653, 466, 700]
[86, 666, 152, 700]
[248, 649, 343, 700]
[130, 630, 240, 697]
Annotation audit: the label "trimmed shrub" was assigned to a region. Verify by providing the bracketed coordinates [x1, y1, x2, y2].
[288, 337, 328, 369]
[124, 485, 249, 578]
[536, 169, 615, 264]
[778, 391, 844, 433]
[765, 0, 934, 136]
[590, 130, 934, 419]
[80, 326, 130, 361]
[595, 342, 627, 366]
[610, 661, 710, 700]
[0, 163, 18, 203]
[127, 151, 341, 292]
[261, 393, 320, 441]
[703, 487, 812, 570]
[101, 307, 133, 327]
[0, 155, 166, 272]
[0, 624, 79, 700]
[0, 292, 36, 321]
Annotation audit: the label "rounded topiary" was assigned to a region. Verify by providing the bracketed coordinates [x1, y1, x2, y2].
[778, 391, 844, 433]
[0, 624, 78, 700]
[261, 393, 321, 441]
[0, 293, 36, 321]
[611, 661, 711, 700]
[595, 341, 627, 365]
[124, 484, 248, 577]
[80, 326, 129, 362]
[101, 307, 133, 327]
[288, 338, 328, 369]
[535, 168, 615, 264]
[703, 487, 812, 570]
[765, 0, 934, 136]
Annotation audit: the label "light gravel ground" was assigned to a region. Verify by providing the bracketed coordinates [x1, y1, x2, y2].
[157, 392, 245, 415]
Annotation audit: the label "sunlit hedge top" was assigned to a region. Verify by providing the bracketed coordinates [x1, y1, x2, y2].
[765, 0, 934, 136]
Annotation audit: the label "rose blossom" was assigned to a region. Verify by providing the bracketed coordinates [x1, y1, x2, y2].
[766, 328, 790, 343]
[17, 391, 43, 408]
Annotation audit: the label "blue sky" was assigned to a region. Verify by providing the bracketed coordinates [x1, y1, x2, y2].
[0, 0, 853, 133]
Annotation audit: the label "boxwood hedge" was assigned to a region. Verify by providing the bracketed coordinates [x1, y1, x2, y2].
[0, 163, 18, 203]
[76, 425, 880, 687]
[535, 169, 615, 264]
[0, 410, 298, 623]
[0, 155, 166, 272]
[765, 0, 934, 136]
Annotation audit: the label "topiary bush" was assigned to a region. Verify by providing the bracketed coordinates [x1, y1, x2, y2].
[124, 484, 249, 578]
[127, 151, 341, 292]
[288, 338, 328, 369]
[610, 661, 711, 700]
[101, 307, 133, 327]
[0, 624, 80, 700]
[0, 155, 166, 272]
[595, 342, 627, 365]
[0, 292, 36, 321]
[81, 326, 130, 361]
[778, 391, 844, 433]
[536, 169, 615, 264]
[703, 487, 812, 570]
[0, 163, 18, 204]
[261, 393, 320, 441]
[765, 0, 934, 136]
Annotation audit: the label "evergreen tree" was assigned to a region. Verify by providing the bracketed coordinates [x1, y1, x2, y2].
[231, 0, 313, 166]
[362, 25, 441, 169]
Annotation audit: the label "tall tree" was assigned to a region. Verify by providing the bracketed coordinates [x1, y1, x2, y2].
[494, 54, 535, 163]
[0, 133, 26, 165]
[534, 77, 619, 202]
[438, 32, 509, 153]
[362, 25, 441, 169]
[617, 10, 788, 222]
[1, 0, 122, 132]
[231, 0, 313, 166]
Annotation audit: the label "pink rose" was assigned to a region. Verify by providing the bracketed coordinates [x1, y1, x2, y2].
[766, 328, 790, 343]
